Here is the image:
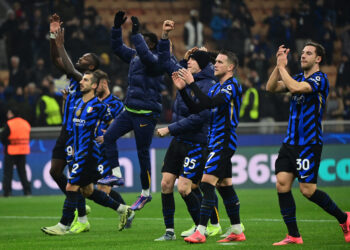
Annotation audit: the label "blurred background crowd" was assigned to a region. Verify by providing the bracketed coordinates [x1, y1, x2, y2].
[0, 0, 349, 130]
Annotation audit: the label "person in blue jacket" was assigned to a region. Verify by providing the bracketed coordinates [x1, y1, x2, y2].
[154, 20, 220, 241]
[102, 11, 166, 211]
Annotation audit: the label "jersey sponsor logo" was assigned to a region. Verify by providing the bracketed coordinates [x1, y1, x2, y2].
[73, 118, 86, 126]
[292, 94, 305, 104]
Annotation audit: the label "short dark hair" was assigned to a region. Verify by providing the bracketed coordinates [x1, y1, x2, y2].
[304, 41, 326, 64]
[143, 32, 158, 49]
[88, 53, 100, 70]
[85, 70, 99, 87]
[94, 69, 111, 89]
[219, 49, 239, 74]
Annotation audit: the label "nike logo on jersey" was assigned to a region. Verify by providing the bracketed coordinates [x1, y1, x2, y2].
[183, 171, 191, 175]
[204, 165, 211, 169]
[140, 124, 148, 127]
[300, 175, 310, 179]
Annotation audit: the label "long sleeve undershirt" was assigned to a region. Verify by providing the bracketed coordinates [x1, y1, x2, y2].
[179, 82, 226, 114]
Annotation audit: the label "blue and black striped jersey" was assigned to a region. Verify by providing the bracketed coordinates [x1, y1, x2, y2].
[72, 96, 113, 165]
[207, 77, 242, 150]
[283, 71, 329, 145]
[96, 94, 124, 136]
[63, 78, 81, 131]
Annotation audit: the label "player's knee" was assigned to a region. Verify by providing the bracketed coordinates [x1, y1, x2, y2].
[50, 160, 65, 179]
[81, 187, 94, 197]
[161, 179, 174, 193]
[177, 184, 190, 197]
[97, 185, 111, 194]
[276, 181, 290, 193]
[299, 187, 314, 198]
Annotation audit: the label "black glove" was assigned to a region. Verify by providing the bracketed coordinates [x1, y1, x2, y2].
[131, 16, 140, 34]
[114, 11, 127, 28]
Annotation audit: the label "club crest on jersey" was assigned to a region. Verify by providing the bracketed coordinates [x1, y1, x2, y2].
[76, 109, 82, 117]
[87, 107, 93, 113]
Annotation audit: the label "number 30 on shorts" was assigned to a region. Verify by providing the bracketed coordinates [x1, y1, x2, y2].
[296, 158, 310, 171]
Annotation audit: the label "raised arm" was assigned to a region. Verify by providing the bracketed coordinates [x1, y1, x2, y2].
[130, 16, 161, 66]
[158, 20, 183, 74]
[49, 14, 64, 71]
[54, 28, 83, 81]
[277, 48, 312, 94]
[111, 11, 136, 63]
[266, 45, 288, 93]
[172, 69, 225, 114]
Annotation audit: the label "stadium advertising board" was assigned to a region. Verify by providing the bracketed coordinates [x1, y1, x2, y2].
[0, 137, 349, 195]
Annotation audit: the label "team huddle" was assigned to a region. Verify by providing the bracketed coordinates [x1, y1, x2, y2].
[40, 11, 350, 245]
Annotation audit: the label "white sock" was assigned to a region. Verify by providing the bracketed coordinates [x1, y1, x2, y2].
[141, 189, 150, 197]
[78, 216, 87, 224]
[58, 222, 69, 230]
[166, 228, 174, 233]
[211, 223, 220, 227]
[231, 223, 242, 234]
[197, 225, 206, 235]
[117, 204, 127, 214]
[112, 167, 122, 178]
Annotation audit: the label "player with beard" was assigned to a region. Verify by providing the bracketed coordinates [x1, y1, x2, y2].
[267, 42, 349, 245]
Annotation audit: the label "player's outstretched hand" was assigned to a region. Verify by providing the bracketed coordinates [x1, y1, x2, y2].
[163, 20, 175, 32]
[95, 136, 104, 144]
[184, 47, 198, 60]
[131, 16, 140, 34]
[172, 72, 186, 90]
[157, 127, 170, 137]
[178, 68, 194, 85]
[277, 47, 290, 68]
[50, 13, 62, 34]
[61, 88, 68, 100]
[114, 11, 127, 28]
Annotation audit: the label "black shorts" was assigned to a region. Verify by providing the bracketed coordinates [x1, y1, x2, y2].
[52, 127, 68, 160]
[275, 143, 322, 183]
[204, 145, 235, 179]
[162, 138, 207, 183]
[67, 157, 99, 187]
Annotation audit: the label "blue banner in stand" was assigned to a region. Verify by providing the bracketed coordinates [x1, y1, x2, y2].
[0, 133, 349, 196]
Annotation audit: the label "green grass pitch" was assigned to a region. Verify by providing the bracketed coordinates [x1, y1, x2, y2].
[1, 186, 349, 249]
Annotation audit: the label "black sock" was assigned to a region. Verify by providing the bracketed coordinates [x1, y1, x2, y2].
[88, 189, 120, 210]
[109, 190, 125, 205]
[55, 175, 67, 195]
[193, 187, 202, 203]
[278, 191, 300, 237]
[210, 192, 219, 224]
[199, 182, 216, 226]
[217, 185, 240, 225]
[182, 191, 200, 225]
[308, 189, 347, 224]
[60, 191, 79, 226]
[162, 193, 175, 229]
[77, 192, 86, 217]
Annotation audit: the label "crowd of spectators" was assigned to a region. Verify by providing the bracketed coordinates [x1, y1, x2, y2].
[0, 0, 350, 131]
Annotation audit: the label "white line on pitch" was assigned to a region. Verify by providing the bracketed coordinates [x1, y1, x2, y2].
[0, 216, 335, 223]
